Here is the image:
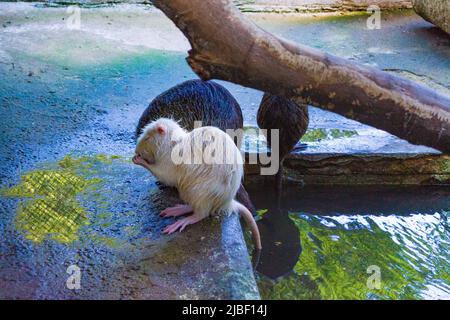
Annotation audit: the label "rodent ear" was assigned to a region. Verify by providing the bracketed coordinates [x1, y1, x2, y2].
[156, 124, 166, 136]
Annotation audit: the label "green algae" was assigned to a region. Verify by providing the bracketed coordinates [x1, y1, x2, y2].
[301, 128, 358, 142]
[90, 234, 123, 248]
[2, 168, 96, 244]
[1, 154, 123, 245]
[329, 128, 358, 139]
[256, 208, 269, 220]
[242, 126, 358, 148]
[258, 273, 321, 300]
[290, 214, 422, 299]
[441, 159, 450, 173]
[58, 153, 115, 168]
[301, 128, 327, 142]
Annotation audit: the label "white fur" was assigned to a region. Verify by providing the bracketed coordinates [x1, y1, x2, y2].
[136, 118, 243, 220]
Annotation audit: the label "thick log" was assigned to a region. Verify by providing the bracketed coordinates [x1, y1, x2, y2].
[153, 0, 450, 154]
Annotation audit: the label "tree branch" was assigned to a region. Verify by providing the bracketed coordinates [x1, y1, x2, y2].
[153, 0, 450, 154]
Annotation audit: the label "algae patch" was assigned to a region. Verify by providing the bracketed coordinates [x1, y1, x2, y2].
[255, 208, 269, 220]
[301, 128, 358, 142]
[1, 154, 120, 244]
[242, 126, 358, 152]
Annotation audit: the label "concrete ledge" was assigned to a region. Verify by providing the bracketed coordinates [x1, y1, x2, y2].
[128, 213, 260, 300]
[221, 214, 260, 299]
[127, 213, 260, 300]
[245, 152, 450, 185]
[0, 156, 259, 300]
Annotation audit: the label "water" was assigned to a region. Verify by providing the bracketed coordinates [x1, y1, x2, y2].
[247, 185, 450, 299]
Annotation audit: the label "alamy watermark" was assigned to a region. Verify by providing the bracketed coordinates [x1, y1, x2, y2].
[66, 264, 81, 290]
[366, 5, 381, 30]
[367, 265, 381, 290]
[167, 121, 280, 176]
[66, 5, 81, 30]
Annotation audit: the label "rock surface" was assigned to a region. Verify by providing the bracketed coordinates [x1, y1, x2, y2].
[413, 0, 450, 34]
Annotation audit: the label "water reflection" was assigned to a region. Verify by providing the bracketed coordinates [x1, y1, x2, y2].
[256, 205, 301, 279]
[249, 185, 450, 299]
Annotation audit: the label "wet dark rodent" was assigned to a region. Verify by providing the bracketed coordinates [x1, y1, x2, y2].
[257, 93, 309, 192]
[136, 79, 255, 214]
[136, 79, 243, 138]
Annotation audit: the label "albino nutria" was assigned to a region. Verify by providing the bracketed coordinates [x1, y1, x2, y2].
[133, 118, 261, 250]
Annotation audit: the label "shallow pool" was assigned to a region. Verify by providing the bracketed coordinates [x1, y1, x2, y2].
[247, 185, 450, 299]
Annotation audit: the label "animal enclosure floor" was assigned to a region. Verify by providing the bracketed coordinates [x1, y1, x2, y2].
[0, 3, 448, 299]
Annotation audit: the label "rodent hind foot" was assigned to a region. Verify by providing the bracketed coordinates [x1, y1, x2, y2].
[162, 214, 204, 234]
[160, 204, 193, 218]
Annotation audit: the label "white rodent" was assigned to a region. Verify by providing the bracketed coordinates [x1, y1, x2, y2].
[133, 118, 261, 250]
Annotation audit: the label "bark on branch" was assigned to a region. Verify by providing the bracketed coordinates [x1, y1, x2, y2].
[153, 0, 450, 154]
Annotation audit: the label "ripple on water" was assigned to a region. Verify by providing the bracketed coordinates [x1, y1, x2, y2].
[258, 210, 450, 299]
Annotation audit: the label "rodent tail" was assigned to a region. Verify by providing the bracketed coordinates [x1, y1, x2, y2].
[232, 200, 262, 250]
[235, 184, 257, 215]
